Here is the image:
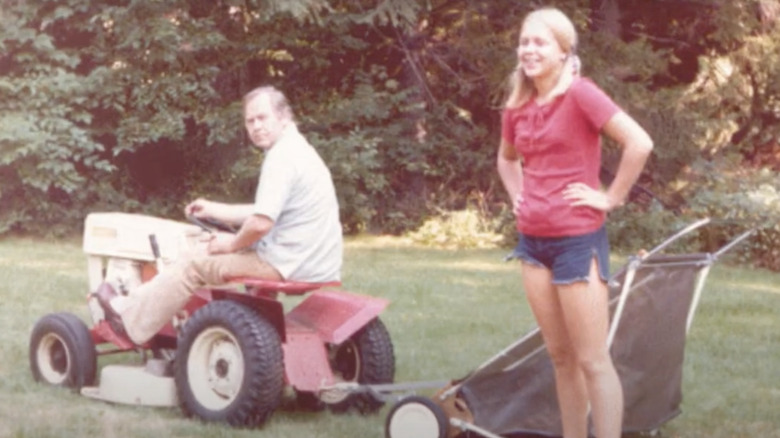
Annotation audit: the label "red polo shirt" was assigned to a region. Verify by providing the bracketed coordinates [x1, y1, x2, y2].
[501, 77, 621, 237]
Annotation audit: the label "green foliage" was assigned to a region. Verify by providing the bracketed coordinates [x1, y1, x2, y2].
[609, 152, 780, 271]
[607, 201, 690, 253]
[308, 129, 387, 233]
[2, 0, 780, 270]
[714, 27, 780, 158]
[686, 161, 780, 270]
[405, 206, 503, 249]
[0, 2, 109, 192]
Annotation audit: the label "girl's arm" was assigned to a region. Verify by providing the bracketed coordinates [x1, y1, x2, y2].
[601, 112, 653, 209]
[497, 138, 524, 209]
[564, 111, 653, 211]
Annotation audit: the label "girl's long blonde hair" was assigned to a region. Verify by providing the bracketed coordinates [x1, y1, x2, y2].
[504, 8, 578, 109]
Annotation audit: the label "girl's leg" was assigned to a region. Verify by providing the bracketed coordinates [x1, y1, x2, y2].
[557, 259, 623, 438]
[522, 263, 589, 438]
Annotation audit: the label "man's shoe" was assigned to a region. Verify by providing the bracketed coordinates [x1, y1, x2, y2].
[92, 283, 126, 335]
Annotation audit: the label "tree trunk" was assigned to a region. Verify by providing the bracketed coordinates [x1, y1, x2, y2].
[590, 0, 621, 36]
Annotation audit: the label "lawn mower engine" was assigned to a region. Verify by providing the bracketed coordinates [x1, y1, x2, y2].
[82, 212, 202, 321]
[80, 212, 205, 406]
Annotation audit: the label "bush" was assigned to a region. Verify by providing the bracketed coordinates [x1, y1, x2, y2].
[607, 200, 688, 254]
[686, 166, 780, 270]
[405, 207, 504, 250]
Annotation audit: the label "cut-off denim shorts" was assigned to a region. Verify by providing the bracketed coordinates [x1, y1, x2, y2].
[510, 225, 610, 285]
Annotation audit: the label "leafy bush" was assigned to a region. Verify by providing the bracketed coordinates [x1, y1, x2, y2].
[607, 201, 687, 254]
[405, 206, 503, 249]
[686, 165, 780, 270]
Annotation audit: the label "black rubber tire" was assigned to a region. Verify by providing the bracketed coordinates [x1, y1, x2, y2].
[327, 317, 395, 414]
[174, 300, 284, 427]
[385, 395, 448, 438]
[294, 390, 326, 412]
[29, 312, 97, 390]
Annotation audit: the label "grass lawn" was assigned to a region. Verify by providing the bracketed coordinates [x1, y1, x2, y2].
[0, 234, 778, 438]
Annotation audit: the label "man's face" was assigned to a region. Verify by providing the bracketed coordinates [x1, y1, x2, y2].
[244, 93, 288, 150]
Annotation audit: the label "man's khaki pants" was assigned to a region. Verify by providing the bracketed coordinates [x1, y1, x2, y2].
[119, 250, 281, 345]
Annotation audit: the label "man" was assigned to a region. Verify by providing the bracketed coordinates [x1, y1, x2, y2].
[96, 86, 343, 345]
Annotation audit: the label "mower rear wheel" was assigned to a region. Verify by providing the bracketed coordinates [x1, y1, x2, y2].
[324, 317, 395, 414]
[174, 300, 284, 427]
[29, 312, 97, 390]
[385, 396, 448, 438]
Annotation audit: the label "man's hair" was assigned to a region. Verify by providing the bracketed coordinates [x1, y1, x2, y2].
[242, 86, 294, 121]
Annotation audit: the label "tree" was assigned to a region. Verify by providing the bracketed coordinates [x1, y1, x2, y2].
[2, 0, 780, 264]
[0, 0, 328, 232]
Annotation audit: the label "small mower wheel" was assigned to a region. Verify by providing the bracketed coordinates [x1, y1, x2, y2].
[175, 300, 284, 427]
[326, 318, 395, 414]
[385, 396, 449, 438]
[29, 312, 97, 390]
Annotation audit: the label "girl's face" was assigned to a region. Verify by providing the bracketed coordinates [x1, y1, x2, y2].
[517, 19, 566, 80]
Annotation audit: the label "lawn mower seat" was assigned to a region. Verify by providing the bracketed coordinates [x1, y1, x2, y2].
[229, 278, 342, 297]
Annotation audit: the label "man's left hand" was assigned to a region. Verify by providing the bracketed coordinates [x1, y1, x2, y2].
[206, 233, 235, 255]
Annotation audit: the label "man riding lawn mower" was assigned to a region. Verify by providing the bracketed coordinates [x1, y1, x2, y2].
[28, 86, 395, 427]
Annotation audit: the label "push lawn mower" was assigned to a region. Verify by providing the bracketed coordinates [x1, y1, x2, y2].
[29, 212, 395, 427]
[384, 218, 753, 438]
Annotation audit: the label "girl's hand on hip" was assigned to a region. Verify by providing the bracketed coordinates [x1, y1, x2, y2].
[563, 182, 613, 212]
[513, 193, 525, 216]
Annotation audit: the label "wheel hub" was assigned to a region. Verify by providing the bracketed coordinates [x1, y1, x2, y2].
[331, 341, 361, 382]
[206, 339, 241, 399]
[36, 333, 70, 384]
[319, 340, 362, 404]
[188, 327, 246, 410]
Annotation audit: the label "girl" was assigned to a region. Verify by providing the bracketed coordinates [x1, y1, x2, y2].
[497, 7, 653, 438]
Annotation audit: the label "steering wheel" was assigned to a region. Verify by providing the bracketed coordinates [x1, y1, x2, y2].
[187, 215, 238, 234]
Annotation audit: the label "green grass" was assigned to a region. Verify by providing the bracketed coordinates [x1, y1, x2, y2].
[0, 236, 778, 438]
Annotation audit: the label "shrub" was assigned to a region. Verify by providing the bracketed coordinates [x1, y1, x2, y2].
[686, 166, 780, 270]
[405, 207, 504, 250]
[607, 200, 689, 254]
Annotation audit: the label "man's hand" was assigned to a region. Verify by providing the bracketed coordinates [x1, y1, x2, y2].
[205, 233, 235, 255]
[185, 198, 214, 218]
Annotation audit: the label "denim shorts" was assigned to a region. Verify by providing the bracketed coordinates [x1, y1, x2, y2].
[510, 225, 610, 285]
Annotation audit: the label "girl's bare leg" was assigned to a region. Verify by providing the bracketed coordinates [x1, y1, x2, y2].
[557, 260, 623, 438]
[523, 263, 589, 438]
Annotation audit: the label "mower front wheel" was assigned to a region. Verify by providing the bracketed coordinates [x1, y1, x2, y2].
[174, 300, 284, 427]
[29, 312, 97, 390]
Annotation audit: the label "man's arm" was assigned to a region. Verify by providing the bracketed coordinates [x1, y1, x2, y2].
[185, 198, 256, 226]
[207, 214, 274, 254]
